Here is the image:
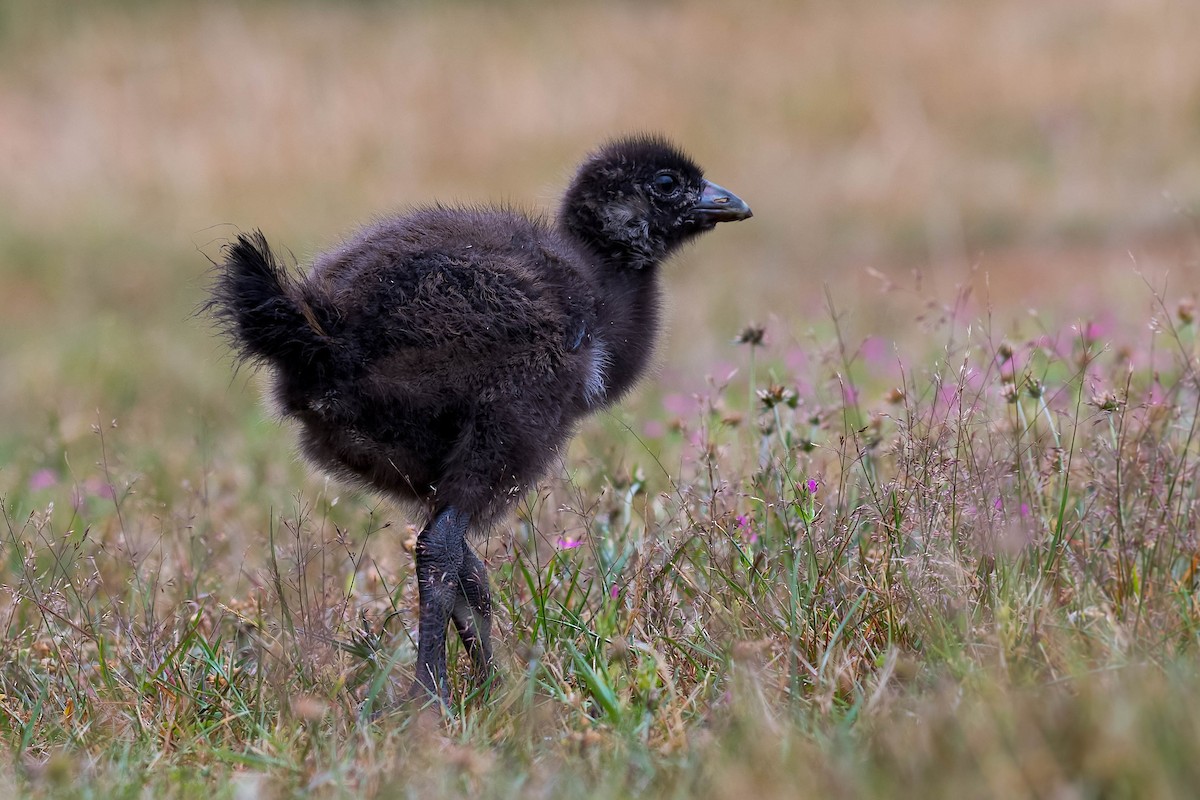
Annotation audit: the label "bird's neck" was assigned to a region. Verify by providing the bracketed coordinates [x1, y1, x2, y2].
[559, 199, 670, 273]
[588, 254, 663, 405]
[557, 207, 668, 403]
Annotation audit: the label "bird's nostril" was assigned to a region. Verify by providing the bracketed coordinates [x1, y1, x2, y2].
[697, 180, 752, 221]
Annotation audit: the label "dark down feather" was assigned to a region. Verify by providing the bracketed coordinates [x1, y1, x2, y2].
[208, 135, 751, 706]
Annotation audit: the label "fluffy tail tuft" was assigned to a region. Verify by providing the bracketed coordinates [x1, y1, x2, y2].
[205, 231, 334, 381]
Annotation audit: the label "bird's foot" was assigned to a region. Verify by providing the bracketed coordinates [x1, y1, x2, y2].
[404, 677, 452, 714]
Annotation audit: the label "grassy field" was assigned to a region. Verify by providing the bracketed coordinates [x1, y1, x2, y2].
[3, 1, 1200, 797]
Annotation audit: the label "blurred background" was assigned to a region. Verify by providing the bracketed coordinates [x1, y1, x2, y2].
[1, 0, 1198, 495]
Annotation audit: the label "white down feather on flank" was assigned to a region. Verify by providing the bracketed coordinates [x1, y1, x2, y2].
[584, 335, 611, 406]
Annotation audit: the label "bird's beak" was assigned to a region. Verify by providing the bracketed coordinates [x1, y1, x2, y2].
[693, 180, 753, 223]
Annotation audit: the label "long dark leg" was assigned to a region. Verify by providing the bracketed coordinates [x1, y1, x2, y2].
[410, 505, 468, 706]
[450, 544, 494, 687]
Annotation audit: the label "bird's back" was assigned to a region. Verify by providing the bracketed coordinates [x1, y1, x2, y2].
[273, 206, 602, 523]
[301, 207, 596, 393]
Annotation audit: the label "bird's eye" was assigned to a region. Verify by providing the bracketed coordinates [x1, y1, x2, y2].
[651, 172, 680, 197]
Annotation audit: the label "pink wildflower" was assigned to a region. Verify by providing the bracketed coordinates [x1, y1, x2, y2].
[642, 420, 666, 438]
[784, 347, 809, 373]
[84, 477, 115, 500]
[861, 336, 887, 365]
[28, 469, 57, 491]
[1079, 315, 1113, 343]
[662, 393, 698, 416]
[734, 514, 757, 544]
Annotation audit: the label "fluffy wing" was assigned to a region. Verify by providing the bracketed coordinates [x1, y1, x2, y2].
[310, 210, 594, 405]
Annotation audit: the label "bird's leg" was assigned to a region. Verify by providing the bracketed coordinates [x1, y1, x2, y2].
[450, 543, 494, 688]
[410, 505, 468, 707]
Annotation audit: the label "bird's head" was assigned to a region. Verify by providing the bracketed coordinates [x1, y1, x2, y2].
[559, 135, 752, 271]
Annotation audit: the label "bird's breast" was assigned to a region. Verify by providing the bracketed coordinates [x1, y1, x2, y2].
[582, 334, 611, 407]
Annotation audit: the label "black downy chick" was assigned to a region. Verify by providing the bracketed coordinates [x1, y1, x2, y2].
[208, 135, 752, 706]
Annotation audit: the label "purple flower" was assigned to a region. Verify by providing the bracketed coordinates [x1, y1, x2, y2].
[784, 347, 809, 373]
[937, 384, 960, 409]
[734, 514, 757, 544]
[994, 497, 1003, 512]
[610, 585, 619, 599]
[555, 536, 583, 550]
[861, 336, 887, 365]
[84, 477, 115, 501]
[642, 420, 666, 438]
[28, 469, 57, 491]
[662, 393, 698, 416]
[805, 478, 819, 495]
[716, 362, 738, 382]
[1079, 315, 1113, 343]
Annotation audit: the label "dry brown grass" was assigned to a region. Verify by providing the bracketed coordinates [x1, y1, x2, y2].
[3, 1, 1200, 797]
